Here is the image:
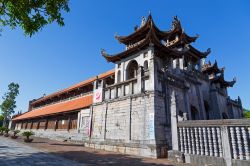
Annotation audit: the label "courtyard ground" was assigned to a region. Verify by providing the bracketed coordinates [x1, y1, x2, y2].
[0, 136, 192, 166]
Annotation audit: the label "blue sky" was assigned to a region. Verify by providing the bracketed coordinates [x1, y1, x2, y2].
[0, 0, 250, 114]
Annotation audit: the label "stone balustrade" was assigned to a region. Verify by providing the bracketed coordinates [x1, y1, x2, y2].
[176, 119, 250, 166]
[104, 74, 150, 101]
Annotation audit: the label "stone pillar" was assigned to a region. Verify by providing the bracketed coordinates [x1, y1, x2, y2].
[221, 126, 232, 166]
[179, 57, 184, 70]
[137, 66, 143, 93]
[114, 86, 118, 98]
[104, 103, 108, 140]
[121, 84, 125, 97]
[173, 59, 177, 69]
[148, 48, 155, 91]
[129, 82, 133, 95]
[171, 91, 179, 151]
[77, 112, 81, 133]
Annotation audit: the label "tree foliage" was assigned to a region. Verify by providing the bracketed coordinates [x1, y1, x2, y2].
[0, 82, 19, 126]
[0, 114, 3, 121]
[0, 0, 70, 36]
[243, 108, 250, 119]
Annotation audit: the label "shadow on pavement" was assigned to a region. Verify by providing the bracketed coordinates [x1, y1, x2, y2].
[51, 150, 175, 166]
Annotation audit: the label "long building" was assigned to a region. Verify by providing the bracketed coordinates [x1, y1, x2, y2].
[12, 15, 243, 158]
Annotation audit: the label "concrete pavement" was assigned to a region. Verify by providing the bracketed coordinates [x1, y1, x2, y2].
[0, 136, 82, 166]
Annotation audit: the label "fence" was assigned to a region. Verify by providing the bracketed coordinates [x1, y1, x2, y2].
[176, 119, 250, 166]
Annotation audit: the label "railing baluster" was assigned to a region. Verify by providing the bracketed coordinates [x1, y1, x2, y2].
[183, 127, 188, 154]
[195, 127, 200, 155]
[216, 127, 223, 157]
[212, 127, 218, 157]
[230, 127, 237, 159]
[236, 127, 243, 160]
[190, 128, 195, 154]
[242, 127, 249, 160]
[179, 127, 184, 153]
[199, 127, 204, 155]
[187, 127, 191, 154]
[207, 127, 213, 156]
[203, 127, 208, 156]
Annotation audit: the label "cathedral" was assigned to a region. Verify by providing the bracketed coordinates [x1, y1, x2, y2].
[13, 15, 243, 158]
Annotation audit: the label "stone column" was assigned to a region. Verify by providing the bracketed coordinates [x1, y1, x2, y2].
[77, 112, 81, 133]
[104, 103, 108, 140]
[179, 56, 184, 70]
[120, 84, 125, 97]
[221, 126, 232, 166]
[129, 82, 133, 95]
[148, 48, 155, 91]
[171, 91, 179, 150]
[137, 66, 143, 94]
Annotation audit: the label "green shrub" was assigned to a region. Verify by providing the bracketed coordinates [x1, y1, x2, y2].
[22, 131, 34, 140]
[243, 111, 250, 119]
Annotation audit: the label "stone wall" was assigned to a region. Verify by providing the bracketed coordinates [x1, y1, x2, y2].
[89, 91, 168, 158]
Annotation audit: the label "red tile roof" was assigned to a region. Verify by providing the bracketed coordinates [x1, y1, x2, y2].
[31, 69, 114, 105]
[13, 95, 93, 121]
[13, 69, 115, 121]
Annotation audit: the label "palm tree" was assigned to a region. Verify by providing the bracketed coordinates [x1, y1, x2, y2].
[22, 131, 34, 142]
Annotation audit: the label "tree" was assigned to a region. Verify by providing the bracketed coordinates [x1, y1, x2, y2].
[0, 82, 19, 127]
[243, 108, 250, 119]
[0, 114, 3, 126]
[0, 0, 70, 36]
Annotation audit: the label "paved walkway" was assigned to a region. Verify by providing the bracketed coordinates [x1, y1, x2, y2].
[0, 137, 82, 166]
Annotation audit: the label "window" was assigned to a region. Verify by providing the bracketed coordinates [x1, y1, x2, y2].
[117, 63, 121, 68]
[126, 60, 138, 80]
[143, 60, 148, 70]
[117, 70, 121, 83]
[143, 52, 148, 58]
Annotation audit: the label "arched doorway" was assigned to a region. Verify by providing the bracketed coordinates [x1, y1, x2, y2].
[126, 60, 138, 80]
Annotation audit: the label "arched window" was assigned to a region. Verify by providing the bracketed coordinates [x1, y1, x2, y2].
[117, 70, 121, 83]
[126, 60, 138, 80]
[143, 60, 148, 70]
